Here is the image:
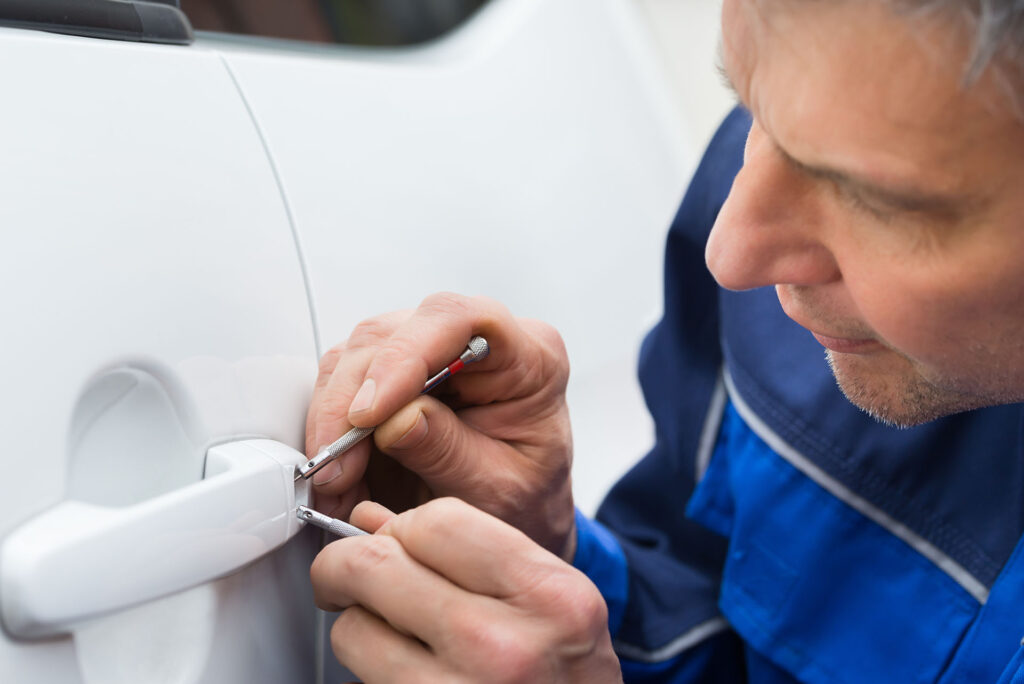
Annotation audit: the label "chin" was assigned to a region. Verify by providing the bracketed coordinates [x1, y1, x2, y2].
[824, 350, 986, 428]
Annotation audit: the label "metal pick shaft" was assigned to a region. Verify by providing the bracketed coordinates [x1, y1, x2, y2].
[296, 506, 368, 537]
[296, 336, 490, 481]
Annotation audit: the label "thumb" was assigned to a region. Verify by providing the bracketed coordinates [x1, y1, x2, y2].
[350, 500, 396, 533]
[373, 395, 501, 495]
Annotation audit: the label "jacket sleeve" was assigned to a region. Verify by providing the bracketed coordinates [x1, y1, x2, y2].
[572, 107, 752, 682]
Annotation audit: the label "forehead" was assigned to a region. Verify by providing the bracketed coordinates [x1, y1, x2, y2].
[720, 0, 1024, 194]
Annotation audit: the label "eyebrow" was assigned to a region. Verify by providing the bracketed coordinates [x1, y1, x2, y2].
[716, 49, 742, 102]
[777, 147, 972, 216]
[715, 52, 974, 218]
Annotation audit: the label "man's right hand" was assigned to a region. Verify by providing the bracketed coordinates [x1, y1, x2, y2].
[304, 292, 578, 560]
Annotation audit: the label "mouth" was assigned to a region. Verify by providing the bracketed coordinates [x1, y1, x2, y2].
[775, 287, 883, 355]
[809, 331, 884, 354]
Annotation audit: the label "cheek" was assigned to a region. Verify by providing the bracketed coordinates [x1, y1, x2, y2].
[853, 278, 957, 362]
[847, 256, 1024, 371]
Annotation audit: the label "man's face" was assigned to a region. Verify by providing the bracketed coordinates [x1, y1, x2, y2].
[707, 0, 1024, 427]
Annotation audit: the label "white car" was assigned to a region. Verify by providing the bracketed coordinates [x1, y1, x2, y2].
[0, 0, 693, 681]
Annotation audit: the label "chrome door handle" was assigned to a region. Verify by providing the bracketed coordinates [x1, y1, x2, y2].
[1, 439, 311, 638]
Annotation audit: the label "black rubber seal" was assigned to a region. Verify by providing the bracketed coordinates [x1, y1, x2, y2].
[0, 0, 193, 45]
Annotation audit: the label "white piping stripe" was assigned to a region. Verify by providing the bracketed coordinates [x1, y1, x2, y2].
[695, 372, 728, 482]
[613, 617, 730, 663]
[723, 370, 990, 605]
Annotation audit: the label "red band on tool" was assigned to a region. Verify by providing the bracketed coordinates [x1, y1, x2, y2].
[447, 359, 465, 375]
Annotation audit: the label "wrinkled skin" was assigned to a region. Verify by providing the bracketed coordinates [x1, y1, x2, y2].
[707, 0, 1024, 427]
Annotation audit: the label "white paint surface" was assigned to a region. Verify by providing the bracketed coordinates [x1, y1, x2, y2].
[0, 27, 317, 683]
[209, 0, 696, 516]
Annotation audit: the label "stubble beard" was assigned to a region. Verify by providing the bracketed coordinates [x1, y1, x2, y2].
[824, 349, 985, 428]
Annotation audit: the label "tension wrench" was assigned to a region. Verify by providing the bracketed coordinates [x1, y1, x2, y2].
[296, 335, 490, 482]
[296, 505, 368, 537]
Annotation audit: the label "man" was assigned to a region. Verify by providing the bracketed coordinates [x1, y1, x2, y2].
[304, 0, 1024, 681]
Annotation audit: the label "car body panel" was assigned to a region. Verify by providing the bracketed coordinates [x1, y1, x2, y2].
[0, 27, 318, 683]
[210, 0, 691, 519]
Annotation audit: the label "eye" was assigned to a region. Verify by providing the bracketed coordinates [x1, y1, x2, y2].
[837, 184, 896, 223]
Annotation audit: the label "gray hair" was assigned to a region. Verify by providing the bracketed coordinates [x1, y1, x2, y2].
[901, 0, 1024, 83]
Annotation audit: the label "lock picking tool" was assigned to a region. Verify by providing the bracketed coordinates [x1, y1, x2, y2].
[296, 336, 490, 482]
[296, 505, 368, 537]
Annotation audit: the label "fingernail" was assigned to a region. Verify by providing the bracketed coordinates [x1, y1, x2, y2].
[391, 411, 428, 450]
[313, 459, 343, 485]
[349, 378, 376, 415]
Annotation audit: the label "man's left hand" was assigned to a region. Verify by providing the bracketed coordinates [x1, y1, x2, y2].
[310, 498, 622, 683]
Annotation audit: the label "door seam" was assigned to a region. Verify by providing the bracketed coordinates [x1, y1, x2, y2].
[218, 54, 323, 361]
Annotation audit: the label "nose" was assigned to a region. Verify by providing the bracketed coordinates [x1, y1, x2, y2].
[706, 122, 840, 291]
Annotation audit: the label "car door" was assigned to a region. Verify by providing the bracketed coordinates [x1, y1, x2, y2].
[197, 1, 692, 678]
[0, 12, 320, 684]
[209, 0, 693, 519]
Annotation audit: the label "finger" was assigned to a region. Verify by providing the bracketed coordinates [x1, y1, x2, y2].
[346, 293, 529, 428]
[308, 348, 376, 492]
[350, 500, 396, 533]
[310, 437, 371, 494]
[371, 395, 522, 489]
[330, 607, 443, 684]
[314, 480, 369, 521]
[382, 498, 560, 599]
[305, 343, 345, 458]
[439, 317, 570, 409]
[308, 312, 410, 489]
[313, 344, 376, 452]
[311, 530, 486, 644]
[372, 397, 574, 555]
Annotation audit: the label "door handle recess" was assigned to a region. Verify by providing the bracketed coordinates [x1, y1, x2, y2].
[1, 439, 311, 638]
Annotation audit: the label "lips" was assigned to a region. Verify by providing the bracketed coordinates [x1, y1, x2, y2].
[810, 332, 883, 354]
[775, 286, 883, 355]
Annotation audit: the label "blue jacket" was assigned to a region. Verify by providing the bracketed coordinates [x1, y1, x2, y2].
[572, 107, 1024, 683]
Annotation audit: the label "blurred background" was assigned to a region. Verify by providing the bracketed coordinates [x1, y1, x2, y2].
[183, 0, 733, 165]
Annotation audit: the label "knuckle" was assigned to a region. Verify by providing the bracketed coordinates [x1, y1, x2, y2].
[422, 496, 473, 524]
[468, 293, 510, 317]
[315, 394, 349, 423]
[341, 535, 402, 575]
[393, 498, 462, 541]
[452, 618, 544, 683]
[530, 319, 567, 353]
[374, 340, 416, 370]
[533, 323, 570, 385]
[317, 343, 346, 375]
[348, 316, 395, 349]
[419, 291, 471, 315]
[544, 572, 608, 642]
[489, 637, 545, 683]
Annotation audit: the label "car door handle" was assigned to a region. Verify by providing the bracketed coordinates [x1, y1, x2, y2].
[0, 439, 311, 638]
